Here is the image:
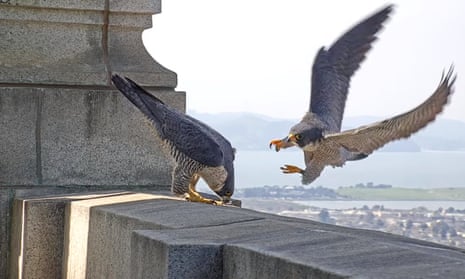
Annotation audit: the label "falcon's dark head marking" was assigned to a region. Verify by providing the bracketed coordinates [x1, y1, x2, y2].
[287, 127, 324, 148]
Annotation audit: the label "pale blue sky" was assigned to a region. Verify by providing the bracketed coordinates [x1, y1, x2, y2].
[143, 0, 465, 122]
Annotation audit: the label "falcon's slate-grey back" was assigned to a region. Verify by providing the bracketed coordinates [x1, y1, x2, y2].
[112, 74, 235, 204]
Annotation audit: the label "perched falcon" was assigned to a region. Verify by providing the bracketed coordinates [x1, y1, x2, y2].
[269, 4, 456, 185]
[112, 75, 235, 205]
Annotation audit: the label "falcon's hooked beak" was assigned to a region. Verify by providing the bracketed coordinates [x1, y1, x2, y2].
[285, 134, 298, 143]
[269, 134, 297, 152]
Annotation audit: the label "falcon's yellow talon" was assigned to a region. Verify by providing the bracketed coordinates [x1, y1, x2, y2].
[185, 192, 218, 205]
[185, 184, 223, 205]
[213, 200, 224, 206]
[280, 164, 304, 174]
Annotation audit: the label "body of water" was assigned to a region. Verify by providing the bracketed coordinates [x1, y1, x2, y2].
[234, 150, 465, 188]
[293, 200, 465, 210]
[199, 150, 465, 191]
[235, 150, 465, 188]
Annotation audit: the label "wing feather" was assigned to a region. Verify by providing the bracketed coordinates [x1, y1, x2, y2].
[310, 5, 393, 132]
[112, 74, 224, 167]
[324, 68, 456, 155]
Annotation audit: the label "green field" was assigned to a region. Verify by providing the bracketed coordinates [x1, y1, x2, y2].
[336, 187, 465, 201]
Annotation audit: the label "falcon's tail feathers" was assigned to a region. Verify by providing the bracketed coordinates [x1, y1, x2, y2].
[111, 74, 165, 124]
[124, 77, 165, 105]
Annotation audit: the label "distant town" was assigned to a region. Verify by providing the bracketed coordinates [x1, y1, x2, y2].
[239, 185, 465, 249]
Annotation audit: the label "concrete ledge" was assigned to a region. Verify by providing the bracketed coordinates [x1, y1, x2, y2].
[9, 191, 465, 278]
[9, 198, 66, 279]
[64, 192, 164, 279]
[130, 213, 465, 279]
[9, 192, 130, 279]
[96, 195, 465, 279]
[84, 196, 258, 279]
[132, 230, 223, 279]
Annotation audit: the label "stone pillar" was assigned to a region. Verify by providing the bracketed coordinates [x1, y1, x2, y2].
[0, 0, 183, 277]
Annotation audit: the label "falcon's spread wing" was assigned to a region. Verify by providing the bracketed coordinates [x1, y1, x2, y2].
[111, 74, 224, 167]
[310, 5, 393, 132]
[323, 67, 456, 155]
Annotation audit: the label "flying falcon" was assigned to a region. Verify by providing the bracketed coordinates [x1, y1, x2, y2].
[271, 68, 456, 184]
[112, 75, 235, 205]
[269, 5, 456, 184]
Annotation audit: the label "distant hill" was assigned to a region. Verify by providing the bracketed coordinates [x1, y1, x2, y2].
[189, 111, 465, 152]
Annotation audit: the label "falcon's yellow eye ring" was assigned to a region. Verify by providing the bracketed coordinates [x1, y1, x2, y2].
[225, 191, 232, 196]
[295, 134, 302, 140]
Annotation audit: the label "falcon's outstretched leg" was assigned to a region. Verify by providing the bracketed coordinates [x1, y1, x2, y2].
[280, 164, 304, 174]
[185, 174, 222, 205]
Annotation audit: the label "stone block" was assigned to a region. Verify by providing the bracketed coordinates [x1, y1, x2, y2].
[4, 0, 159, 13]
[0, 189, 11, 278]
[9, 197, 67, 279]
[220, 219, 465, 279]
[131, 230, 223, 279]
[0, 0, 182, 277]
[0, 0, 176, 86]
[39, 88, 183, 186]
[107, 28, 178, 87]
[0, 5, 107, 85]
[123, 210, 465, 279]
[8, 192, 131, 279]
[0, 89, 39, 185]
[63, 193, 164, 279]
[84, 196, 258, 279]
[0, 87, 185, 187]
[8, 190, 465, 279]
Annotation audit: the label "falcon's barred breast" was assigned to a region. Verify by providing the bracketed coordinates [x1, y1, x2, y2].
[112, 74, 235, 205]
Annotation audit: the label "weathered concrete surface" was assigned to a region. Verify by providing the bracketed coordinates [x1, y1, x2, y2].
[9, 192, 134, 279]
[0, 0, 182, 277]
[132, 215, 465, 279]
[0, 89, 38, 185]
[0, 88, 184, 186]
[63, 192, 164, 279]
[0, 0, 182, 186]
[65, 192, 465, 279]
[84, 196, 257, 279]
[0, 189, 12, 278]
[0, 0, 175, 86]
[7, 191, 465, 279]
[131, 231, 223, 279]
[10, 197, 67, 279]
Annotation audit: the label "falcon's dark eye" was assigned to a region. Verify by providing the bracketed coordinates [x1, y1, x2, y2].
[225, 191, 232, 196]
[295, 134, 302, 140]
